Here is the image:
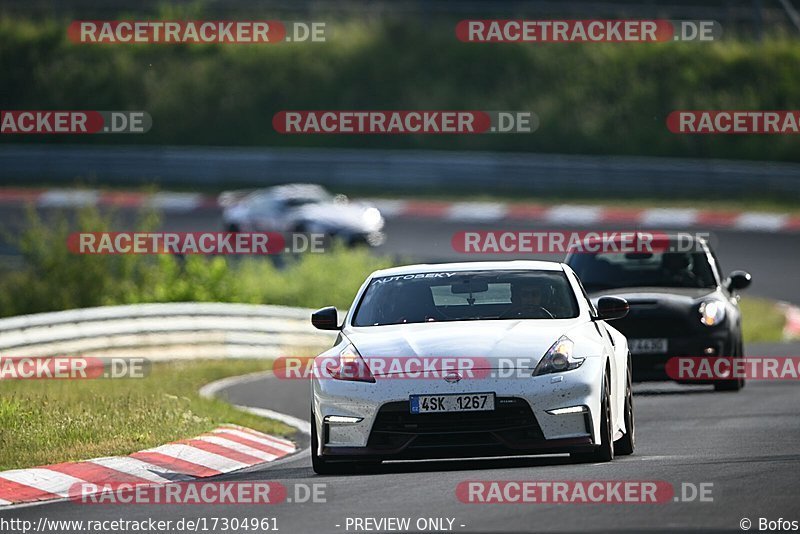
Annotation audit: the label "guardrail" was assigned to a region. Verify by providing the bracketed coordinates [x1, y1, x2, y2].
[0, 302, 338, 360]
[3, 145, 800, 198]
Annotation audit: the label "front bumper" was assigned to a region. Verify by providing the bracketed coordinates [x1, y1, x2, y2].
[630, 332, 732, 382]
[312, 357, 604, 461]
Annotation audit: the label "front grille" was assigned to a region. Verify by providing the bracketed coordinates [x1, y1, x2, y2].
[367, 397, 545, 451]
[614, 315, 693, 338]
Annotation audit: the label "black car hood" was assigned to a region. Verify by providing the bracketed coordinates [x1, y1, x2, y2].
[588, 286, 719, 304]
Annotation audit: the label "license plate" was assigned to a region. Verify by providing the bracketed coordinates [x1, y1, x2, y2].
[410, 393, 495, 414]
[629, 338, 668, 354]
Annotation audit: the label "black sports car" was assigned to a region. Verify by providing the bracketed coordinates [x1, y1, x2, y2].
[565, 233, 751, 391]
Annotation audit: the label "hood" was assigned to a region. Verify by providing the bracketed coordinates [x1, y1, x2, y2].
[292, 202, 382, 232]
[589, 286, 718, 305]
[343, 319, 581, 373]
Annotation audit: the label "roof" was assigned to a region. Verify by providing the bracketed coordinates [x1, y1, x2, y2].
[370, 260, 566, 278]
[266, 183, 330, 199]
[575, 231, 708, 245]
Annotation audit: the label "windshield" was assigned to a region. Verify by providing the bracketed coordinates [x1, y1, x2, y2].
[567, 251, 717, 291]
[284, 195, 330, 208]
[352, 270, 579, 326]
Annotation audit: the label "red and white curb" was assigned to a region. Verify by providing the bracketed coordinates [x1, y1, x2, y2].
[781, 303, 800, 340]
[0, 425, 296, 507]
[372, 200, 800, 232]
[0, 188, 218, 213]
[0, 187, 797, 232]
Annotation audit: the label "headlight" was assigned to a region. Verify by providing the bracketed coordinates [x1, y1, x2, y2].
[327, 343, 375, 383]
[699, 300, 726, 326]
[532, 336, 584, 376]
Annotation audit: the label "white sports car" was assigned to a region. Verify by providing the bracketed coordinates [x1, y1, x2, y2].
[310, 261, 634, 474]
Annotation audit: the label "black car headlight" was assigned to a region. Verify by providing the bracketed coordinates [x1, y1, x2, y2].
[699, 300, 726, 327]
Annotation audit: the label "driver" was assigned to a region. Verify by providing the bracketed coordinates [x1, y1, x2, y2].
[660, 252, 698, 286]
[504, 280, 552, 318]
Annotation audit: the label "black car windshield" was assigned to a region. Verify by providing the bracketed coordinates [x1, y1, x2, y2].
[352, 270, 579, 326]
[568, 251, 717, 291]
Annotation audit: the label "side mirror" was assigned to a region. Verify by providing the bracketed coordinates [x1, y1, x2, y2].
[311, 306, 340, 330]
[725, 270, 752, 292]
[596, 296, 629, 321]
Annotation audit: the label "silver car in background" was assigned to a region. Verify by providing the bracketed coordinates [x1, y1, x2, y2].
[220, 183, 385, 246]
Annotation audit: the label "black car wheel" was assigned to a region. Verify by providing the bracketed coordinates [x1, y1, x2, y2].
[714, 339, 745, 392]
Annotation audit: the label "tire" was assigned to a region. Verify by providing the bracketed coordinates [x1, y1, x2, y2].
[614, 358, 635, 456]
[572, 368, 614, 463]
[714, 340, 745, 392]
[311, 413, 342, 475]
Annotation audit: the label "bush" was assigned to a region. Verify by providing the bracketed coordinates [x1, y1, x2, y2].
[1, 17, 800, 161]
[0, 204, 395, 317]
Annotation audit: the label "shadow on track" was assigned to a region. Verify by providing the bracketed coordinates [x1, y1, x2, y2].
[234, 453, 599, 480]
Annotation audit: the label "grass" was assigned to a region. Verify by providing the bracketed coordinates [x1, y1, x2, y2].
[0, 358, 300, 471]
[740, 297, 787, 344]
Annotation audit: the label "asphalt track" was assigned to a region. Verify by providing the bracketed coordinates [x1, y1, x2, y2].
[1, 204, 799, 533]
[3, 347, 799, 533]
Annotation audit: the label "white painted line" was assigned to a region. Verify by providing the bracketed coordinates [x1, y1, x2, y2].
[213, 428, 296, 454]
[38, 190, 99, 208]
[735, 212, 789, 232]
[0, 469, 87, 497]
[199, 371, 310, 436]
[198, 370, 274, 399]
[544, 205, 603, 225]
[640, 208, 698, 227]
[142, 443, 249, 472]
[89, 456, 191, 484]
[146, 193, 204, 211]
[445, 202, 507, 222]
[196, 436, 278, 462]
